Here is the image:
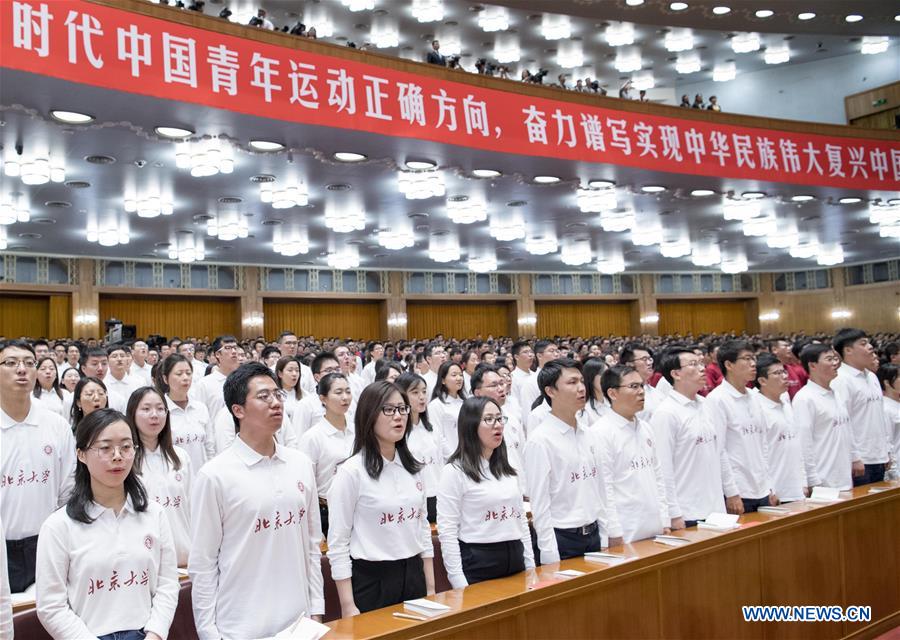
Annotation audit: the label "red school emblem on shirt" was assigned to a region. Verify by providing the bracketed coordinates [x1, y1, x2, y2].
[43, 444, 53, 456]
[174, 473, 182, 483]
[144, 535, 153, 550]
[297, 481, 305, 493]
[416, 481, 423, 492]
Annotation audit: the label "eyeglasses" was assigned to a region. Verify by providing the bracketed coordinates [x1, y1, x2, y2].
[81, 390, 108, 399]
[617, 382, 644, 391]
[737, 355, 757, 363]
[768, 369, 789, 377]
[679, 360, 705, 369]
[481, 415, 508, 426]
[319, 366, 341, 375]
[381, 404, 411, 416]
[253, 389, 287, 404]
[630, 356, 653, 364]
[217, 344, 239, 353]
[88, 443, 137, 460]
[1, 358, 37, 369]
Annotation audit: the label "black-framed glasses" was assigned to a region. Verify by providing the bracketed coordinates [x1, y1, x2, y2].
[88, 443, 138, 460]
[481, 415, 508, 427]
[617, 382, 644, 391]
[381, 404, 411, 416]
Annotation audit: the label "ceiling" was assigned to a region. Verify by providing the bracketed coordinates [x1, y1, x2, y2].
[0, 2, 897, 275]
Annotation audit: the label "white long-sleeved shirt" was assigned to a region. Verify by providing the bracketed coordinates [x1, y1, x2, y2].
[298, 418, 355, 498]
[423, 370, 439, 402]
[526, 401, 551, 435]
[326, 452, 433, 582]
[166, 395, 214, 470]
[832, 363, 891, 464]
[703, 381, 771, 500]
[189, 436, 324, 639]
[35, 389, 65, 418]
[1, 404, 76, 540]
[130, 361, 154, 387]
[0, 515, 12, 639]
[517, 370, 542, 423]
[649, 391, 726, 521]
[791, 381, 853, 490]
[509, 367, 534, 409]
[597, 411, 669, 542]
[579, 400, 609, 431]
[194, 368, 227, 424]
[290, 393, 357, 440]
[103, 372, 143, 410]
[437, 460, 534, 589]
[361, 360, 377, 386]
[884, 396, 900, 462]
[523, 413, 606, 565]
[406, 419, 441, 498]
[429, 396, 464, 462]
[637, 383, 662, 421]
[212, 407, 298, 454]
[754, 393, 806, 502]
[140, 445, 193, 566]
[36, 500, 179, 640]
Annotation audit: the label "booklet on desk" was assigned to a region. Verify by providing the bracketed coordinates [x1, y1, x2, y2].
[403, 598, 451, 618]
[584, 551, 636, 565]
[697, 512, 740, 531]
[807, 486, 842, 503]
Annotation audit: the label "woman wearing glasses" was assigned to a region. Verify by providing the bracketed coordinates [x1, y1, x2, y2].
[428, 361, 467, 462]
[437, 397, 534, 589]
[396, 372, 441, 523]
[127, 387, 193, 567]
[70, 377, 109, 430]
[327, 381, 434, 616]
[298, 373, 354, 536]
[35, 408, 178, 640]
[34, 357, 66, 418]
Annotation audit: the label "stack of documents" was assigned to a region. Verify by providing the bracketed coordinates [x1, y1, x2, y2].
[403, 598, 451, 618]
[697, 512, 741, 531]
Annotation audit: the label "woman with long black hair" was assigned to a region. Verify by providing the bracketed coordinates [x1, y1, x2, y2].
[34, 357, 65, 418]
[69, 377, 108, 430]
[396, 372, 441, 523]
[35, 408, 178, 640]
[428, 361, 466, 461]
[437, 397, 534, 589]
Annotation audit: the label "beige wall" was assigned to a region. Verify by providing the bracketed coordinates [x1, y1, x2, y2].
[764, 282, 900, 334]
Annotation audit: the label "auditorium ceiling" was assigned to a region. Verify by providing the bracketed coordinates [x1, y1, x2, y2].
[0, 0, 897, 274]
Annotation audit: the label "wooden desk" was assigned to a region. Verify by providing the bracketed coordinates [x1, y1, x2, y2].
[326, 483, 900, 640]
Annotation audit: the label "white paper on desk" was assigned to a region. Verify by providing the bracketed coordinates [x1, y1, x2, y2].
[554, 569, 587, 578]
[260, 613, 330, 640]
[808, 486, 841, 503]
[757, 506, 790, 515]
[868, 486, 890, 493]
[584, 552, 636, 566]
[404, 598, 451, 618]
[697, 512, 740, 530]
[654, 535, 690, 547]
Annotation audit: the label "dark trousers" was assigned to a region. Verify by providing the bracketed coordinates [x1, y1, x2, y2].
[533, 522, 601, 565]
[319, 500, 329, 538]
[98, 631, 146, 640]
[853, 463, 886, 487]
[742, 497, 770, 514]
[684, 520, 698, 528]
[460, 539, 525, 585]
[426, 496, 437, 525]
[6, 535, 38, 593]
[351, 555, 426, 613]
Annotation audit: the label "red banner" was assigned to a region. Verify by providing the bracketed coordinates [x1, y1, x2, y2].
[2, 0, 898, 190]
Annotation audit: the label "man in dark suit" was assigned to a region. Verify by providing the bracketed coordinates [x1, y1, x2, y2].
[426, 39, 446, 66]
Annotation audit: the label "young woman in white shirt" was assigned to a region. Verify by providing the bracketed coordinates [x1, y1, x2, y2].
[35, 408, 178, 640]
[127, 387, 193, 567]
[327, 381, 435, 616]
[61, 367, 82, 394]
[396, 372, 441, 523]
[70, 377, 109, 430]
[428, 361, 467, 462]
[461, 350, 479, 393]
[275, 356, 303, 421]
[437, 396, 534, 589]
[297, 372, 353, 536]
[877, 364, 900, 470]
[157, 354, 213, 470]
[579, 357, 609, 428]
[374, 360, 404, 384]
[34, 356, 65, 417]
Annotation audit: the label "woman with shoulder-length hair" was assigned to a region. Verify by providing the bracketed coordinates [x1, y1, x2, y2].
[70, 377, 108, 430]
[275, 356, 303, 421]
[428, 361, 466, 462]
[156, 353, 213, 470]
[34, 356, 65, 418]
[327, 381, 435, 617]
[127, 386, 193, 567]
[35, 408, 178, 640]
[437, 397, 534, 589]
[374, 360, 404, 383]
[579, 357, 610, 429]
[395, 372, 441, 523]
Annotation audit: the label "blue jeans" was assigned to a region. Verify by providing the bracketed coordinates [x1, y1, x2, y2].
[98, 630, 145, 640]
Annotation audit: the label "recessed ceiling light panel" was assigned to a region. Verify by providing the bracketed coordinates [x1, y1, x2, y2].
[797, 12, 816, 20]
[670, 2, 688, 10]
[333, 151, 367, 162]
[712, 6, 731, 15]
[755, 9, 774, 18]
[50, 110, 94, 124]
[641, 185, 666, 193]
[533, 175, 560, 184]
[472, 169, 501, 178]
[249, 140, 286, 151]
[691, 189, 715, 197]
[406, 160, 437, 170]
[154, 126, 194, 139]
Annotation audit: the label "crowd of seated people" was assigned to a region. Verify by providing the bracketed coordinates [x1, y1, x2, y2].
[1, 327, 898, 638]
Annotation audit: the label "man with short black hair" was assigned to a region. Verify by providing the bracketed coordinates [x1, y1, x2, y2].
[703, 340, 776, 514]
[104, 344, 142, 411]
[619, 342, 661, 419]
[129, 340, 153, 386]
[509, 341, 535, 408]
[793, 344, 852, 490]
[32, 340, 50, 360]
[1, 339, 75, 593]
[195, 335, 241, 422]
[361, 341, 384, 385]
[426, 39, 446, 66]
[524, 359, 606, 564]
[519, 340, 561, 429]
[422, 344, 447, 399]
[831, 328, 891, 485]
[190, 363, 324, 638]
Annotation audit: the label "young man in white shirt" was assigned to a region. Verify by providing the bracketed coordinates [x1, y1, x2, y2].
[649, 347, 727, 529]
[703, 340, 777, 514]
[104, 345, 143, 408]
[60, 343, 81, 376]
[792, 344, 853, 491]
[519, 341, 561, 423]
[0, 339, 76, 593]
[422, 343, 447, 400]
[361, 341, 385, 385]
[509, 341, 535, 406]
[618, 342, 661, 420]
[278, 331, 316, 396]
[753, 354, 808, 502]
[189, 362, 324, 639]
[831, 328, 891, 486]
[335, 344, 365, 400]
[876, 364, 900, 468]
[129, 340, 153, 386]
[598, 365, 671, 545]
[290, 352, 343, 437]
[194, 335, 241, 423]
[524, 359, 606, 564]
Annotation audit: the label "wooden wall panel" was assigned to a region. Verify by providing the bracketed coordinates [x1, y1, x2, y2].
[769, 283, 900, 334]
[535, 301, 634, 337]
[48, 295, 71, 338]
[658, 300, 749, 335]
[99, 295, 239, 340]
[263, 300, 382, 341]
[406, 302, 514, 340]
[0, 295, 49, 338]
